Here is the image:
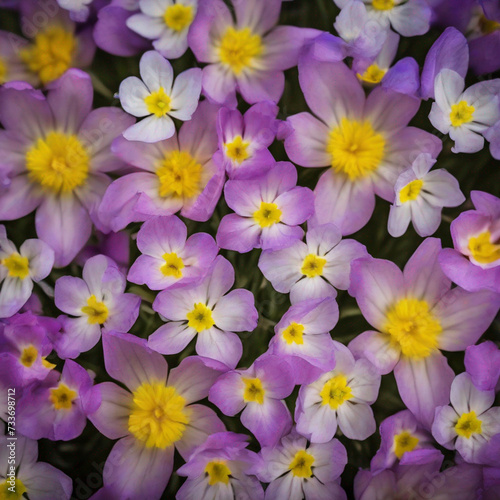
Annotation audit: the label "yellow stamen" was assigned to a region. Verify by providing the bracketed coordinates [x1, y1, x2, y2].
[2, 253, 29, 280]
[394, 430, 419, 459]
[20, 345, 38, 368]
[282, 322, 305, 345]
[300, 254, 327, 278]
[144, 87, 172, 117]
[205, 460, 232, 485]
[0, 478, 27, 500]
[399, 179, 423, 203]
[357, 63, 387, 84]
[450, 100, 475, 127]
[320, 374, 353, 409]
[160, 252, 184, 278]
[218, 27, 263, 75]
[163, 3, 194, 32]
[0, 57, 7, 84]
[242, 377, 265, 404]
[253, 202, 282, 228]
[156, 150, 203, 199]
[50, 383, 77, 410]
[186, 303, 215, 332]
[289, 450, 315, 478]
[455, 411, 482, 439]
[225, 135, 251, 163]
[372, 0, 395, 10]
[81, 295, 109, 325]
[468, 231, 500, 264]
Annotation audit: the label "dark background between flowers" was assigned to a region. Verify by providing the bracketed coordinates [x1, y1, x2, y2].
[1, 0, 499, 498]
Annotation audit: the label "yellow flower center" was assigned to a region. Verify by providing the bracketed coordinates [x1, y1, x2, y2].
[42, 358, 56, 370]
[399, 179, 423, 203]
[282, 322, 305, 345]
[205, 460, 232, 486]
[450, 100, 475, 127]
[468, 231, 500, 265]
[301, 254, 327, 278]
[0, 57, 7, 84]
[384, 298, 442, 359]
[26, 131, 89, 193]
[225, 135, 251, 163]
[186, 303, 215, 332]
[320, 374, 353, 409]
[478, 14, 500, 35]
[0, 479, 27, 500]
[394, 430, 419, 459]
[372, 0, 395, 10]
[50, 383, 77, 410]
[327, 118, 385, 181]
[218, 27, 263, 75]
[242, 377, 265, 404]
[20, 345, 38, 368]
[357, 63, 387, 84]
[253, 202, 282, 228]
[455, 411, 482, 439]
[289, 450, 315, 478]
[163, 3, 194, 31]
[81, 295, 109, 325]
[20, 25, 76, 85]
[128, 382, 189, 449]
[2, 253, 29, 280]
[156, 150, 203, 199]
[144, 87, 172, 117]
[160, 252, 184, 278]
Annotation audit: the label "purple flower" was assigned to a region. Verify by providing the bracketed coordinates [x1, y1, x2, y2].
[217, 162, 315, 253]
[439, 190, 500, 293]
[188, 0, 320, 106]
[285, 49, 441, 235]
[149, 256, 258, 368]
[0, 70, 135, 267]
[295, 342, 381, 442]
[259, 223, 367, 304]
[88, 331, 225, 499]
[214, 101, 279, 180]
[176, 432, 264, 500]
[0, 30, 39, 86]
[0, 225, 54, 318]
[99, 101, 224, 231]
[0, 434, 72, 499]
[209, 354, 294, 447]
[348, 237, 500, 428]
[17, 359, 99, 441]
[53, 255, 140, 359]
[464, 341, 500, 392]
[128, 215, 218, 291]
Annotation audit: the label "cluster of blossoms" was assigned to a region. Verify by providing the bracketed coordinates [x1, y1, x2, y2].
[0, 0, 499, 498]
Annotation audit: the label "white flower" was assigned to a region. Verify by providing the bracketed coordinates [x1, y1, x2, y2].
[388, 153, 465, 237]
[118, 50, 202, 143]
[429, 69, 500, 153]
[127, 0, 198, 59]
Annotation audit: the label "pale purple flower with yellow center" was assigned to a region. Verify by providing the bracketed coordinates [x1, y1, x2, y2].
[128, 215, 218, 291]
[148, 256, 258, 368]
[334, 0, 431, 37]
[188, 0, 320, 106]
[259, 223, 368, 304]
[0, 70, 135, 267]
[127, 0, 198, 59]
[216, 162, 315, 253]
[209, 354, 294, 447]
[348, 237, 500, 428]
[370, 410, 434, 473]
[439, 191, 500, 293]
[388, 152, 465, 237]
[269, 297, 339, 385]
[0, 434, 72, 500]
[99, 101, 224, 231]
[0, 312, 58, 388]
[118, 50, 202, 143]
[53, 255, 140, 359]
[295, 342, 380, 442]
[429, 69, 500, 153]
[432, 373, 500, 465]
[214, 101, 279, 180]
[16, 359, 99, 441]
[176, 432, 264, 500]
[284, 50, 441, 235]
[464, 341, 500, 392]
[88, 331, 225, 500]
[0, 225, 54, 319]
[253, 430, 348, 500]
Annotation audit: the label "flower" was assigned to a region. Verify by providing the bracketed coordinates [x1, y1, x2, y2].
[53, 255, 141, 358]
[216, 162, 315, 253]
[118, 50, 202, 142]
[388, 152, 465, 237]
[348, 237, 500, 428]
[209, 354, 294, 446]
[127, 0, 198, 59]
[259, 223, 367, 304]
[0, 225, 54, 318]
[127, 215, 218, 291]
[432, 372, 500, 464]
[99, 101, 224, 231]
[148, 256, 258, 368]
[0, 70, 135, 267]
[88, 331, 225, 499]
